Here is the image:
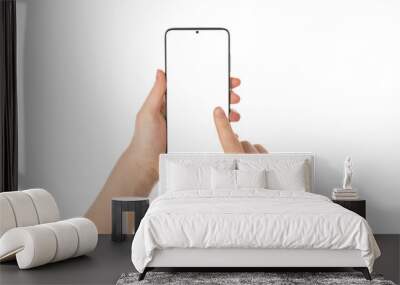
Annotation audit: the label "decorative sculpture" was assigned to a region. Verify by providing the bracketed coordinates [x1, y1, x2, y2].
[342, 156, 353, 190]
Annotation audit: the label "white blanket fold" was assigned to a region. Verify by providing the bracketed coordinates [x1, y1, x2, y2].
[131, 190, 380, 273]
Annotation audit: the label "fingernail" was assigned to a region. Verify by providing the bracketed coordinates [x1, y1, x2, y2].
[214, 107, 225, 118]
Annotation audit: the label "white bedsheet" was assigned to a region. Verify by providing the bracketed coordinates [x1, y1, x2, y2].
[131, 190, 380, 273]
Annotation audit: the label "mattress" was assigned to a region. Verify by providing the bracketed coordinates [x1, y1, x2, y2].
[131, 189, 380, 273]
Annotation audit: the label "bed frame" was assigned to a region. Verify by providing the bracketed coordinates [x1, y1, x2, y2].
[139, 153, 372, 281]
[140, 248, 371, 280]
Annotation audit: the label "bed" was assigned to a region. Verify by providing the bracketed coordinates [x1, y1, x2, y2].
[131, 153, 380, 281]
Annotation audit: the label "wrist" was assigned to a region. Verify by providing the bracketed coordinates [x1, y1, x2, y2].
[125, 142, 159, 184]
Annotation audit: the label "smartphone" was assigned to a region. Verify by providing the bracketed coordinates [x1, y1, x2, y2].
[165, 28, 230, 153]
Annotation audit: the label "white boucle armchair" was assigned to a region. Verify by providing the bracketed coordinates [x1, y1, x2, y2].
[0, 189, 97, 269]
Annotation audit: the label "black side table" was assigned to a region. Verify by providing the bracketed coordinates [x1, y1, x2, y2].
[332, 199, 366, 219]
[112, 197, 149, 242]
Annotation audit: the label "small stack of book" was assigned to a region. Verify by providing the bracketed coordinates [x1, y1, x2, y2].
[332, 188, 359, 200]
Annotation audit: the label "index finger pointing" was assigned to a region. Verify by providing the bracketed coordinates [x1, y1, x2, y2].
[213, 107, 244, 153]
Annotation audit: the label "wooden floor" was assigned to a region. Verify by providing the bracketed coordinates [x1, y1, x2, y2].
[0, 235, 398, 285]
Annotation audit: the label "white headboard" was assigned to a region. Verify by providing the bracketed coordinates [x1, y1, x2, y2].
[158, 153, 315, 196]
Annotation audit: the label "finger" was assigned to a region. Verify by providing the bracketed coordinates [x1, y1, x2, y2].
[230, 91, 240, 104]
[254, 144, 269, 153]
[230, 77, 241, 89]
[213, 107, 244, 153]
[142, 69, 166, 112]
[229, 109, 241, 122]
[241, 141, 258, 153]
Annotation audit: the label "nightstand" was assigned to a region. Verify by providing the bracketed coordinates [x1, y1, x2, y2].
[332, 199, 366, 219]
[111, 197, 149, 242]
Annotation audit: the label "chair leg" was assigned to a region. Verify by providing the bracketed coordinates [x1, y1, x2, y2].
[354, 267, 372, 280]
[138, 268, 148, 281]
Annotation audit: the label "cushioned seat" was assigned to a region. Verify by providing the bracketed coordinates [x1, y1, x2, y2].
[0, 189, 97, 269]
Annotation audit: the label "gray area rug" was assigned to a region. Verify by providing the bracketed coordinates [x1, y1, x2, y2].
[116, 272, 396, 285]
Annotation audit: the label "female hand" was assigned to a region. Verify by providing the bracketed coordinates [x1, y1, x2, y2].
[213, 77, 268, 153]
[86, 70, 268, 233]
[130, 70, 267, 176]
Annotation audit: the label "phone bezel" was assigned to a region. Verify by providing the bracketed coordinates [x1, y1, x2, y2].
[164, 27, 231, 153]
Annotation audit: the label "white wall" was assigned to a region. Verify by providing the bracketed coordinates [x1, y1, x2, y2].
[17, 0, 400, 233]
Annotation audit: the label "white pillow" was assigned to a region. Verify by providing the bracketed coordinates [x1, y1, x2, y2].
[267, 164, 306, 191]
[166, 160, 236, 192]
[238, 159, 309, 191]
[167, 163, 210, 191]
[211, 169, 268, 190]
[236, 169, 267, 189]
[211, 168, 236, 190]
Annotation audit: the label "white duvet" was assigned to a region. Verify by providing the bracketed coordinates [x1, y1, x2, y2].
[131, 190, 380, 273]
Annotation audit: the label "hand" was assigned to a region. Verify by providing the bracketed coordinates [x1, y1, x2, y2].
[86, 70, 267, 233]
[128, 70, 167, 176]
[213, 79, 268, 153]
[130, 70, 262, 174]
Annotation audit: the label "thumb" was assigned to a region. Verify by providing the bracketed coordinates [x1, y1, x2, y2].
[213, 107, 244, 153]
[143, 69, 166, 112]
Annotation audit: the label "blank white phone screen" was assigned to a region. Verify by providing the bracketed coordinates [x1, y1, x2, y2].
[166, 29, 230, 153]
